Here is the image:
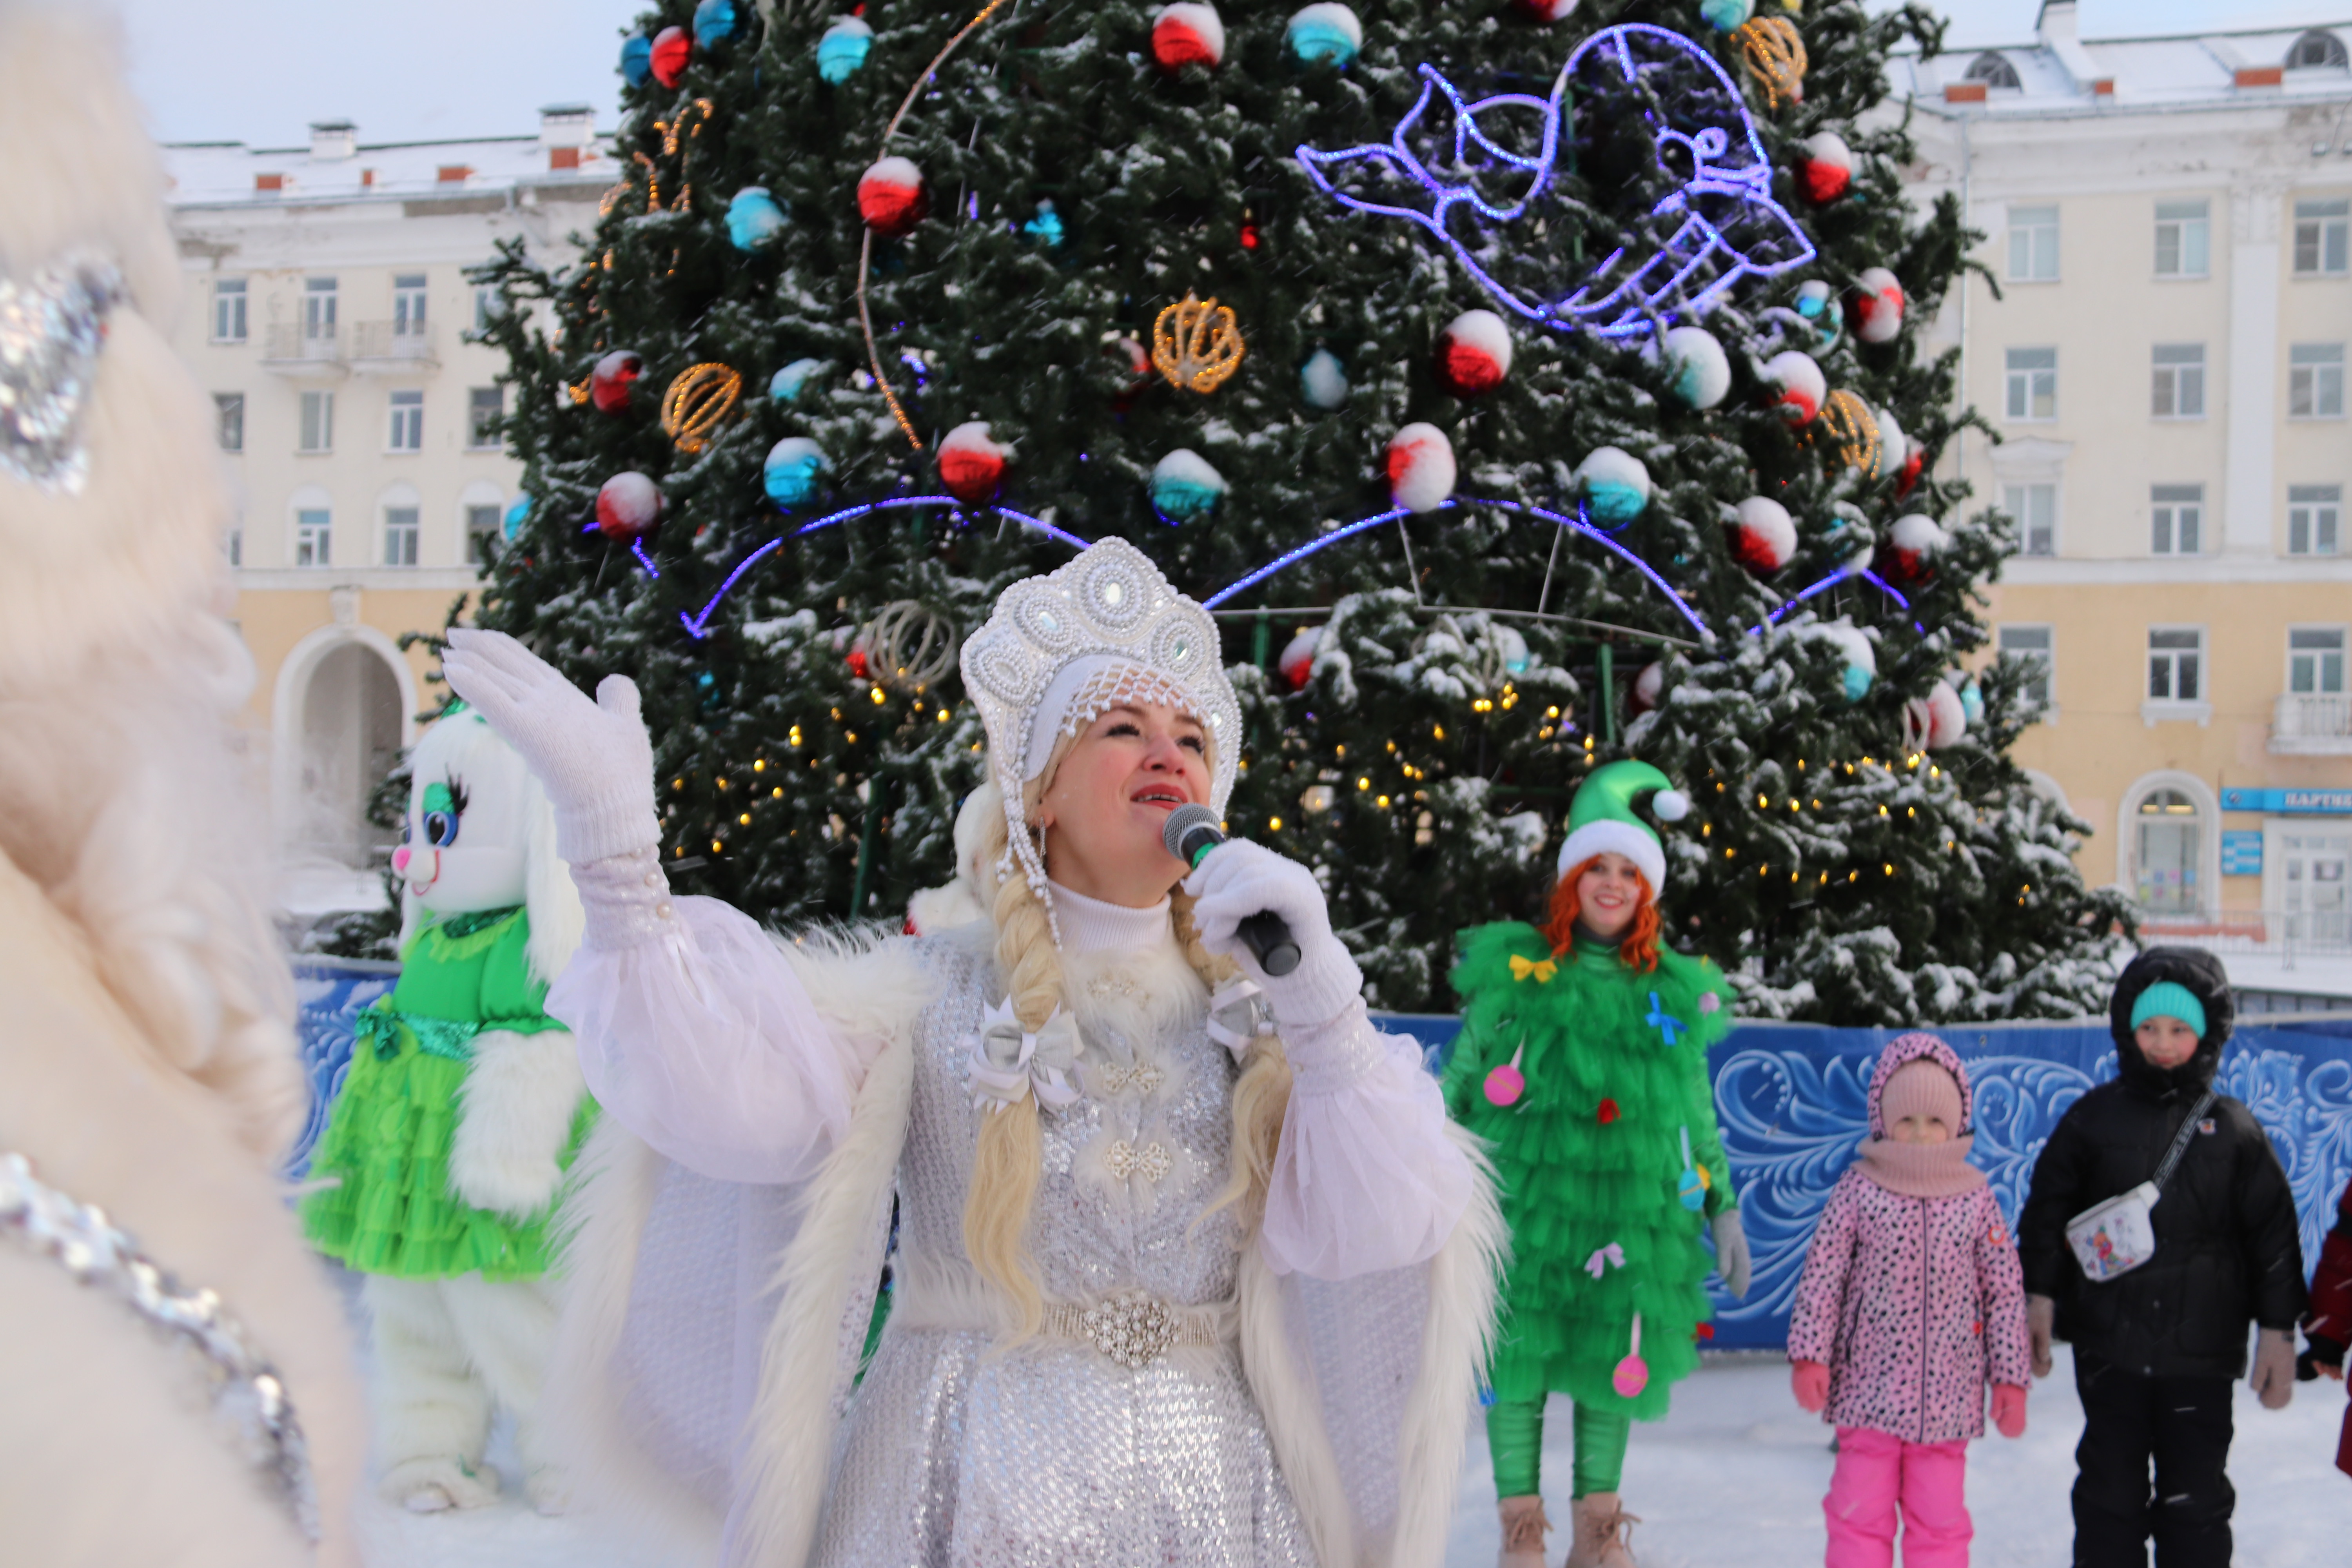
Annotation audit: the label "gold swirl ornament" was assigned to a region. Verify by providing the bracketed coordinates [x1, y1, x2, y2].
[1152, 291, 1245, 394]
[660, 362, 744, 454]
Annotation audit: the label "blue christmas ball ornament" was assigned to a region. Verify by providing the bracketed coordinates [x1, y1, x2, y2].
[1022, 200, 1065, 248]
[693, 0, 739, 48]
[620, 31, 653, 87]
[726, 187, 787, 250]
[1699, 0, 1754, 31]
[1285, 3, 1361, 66]
[501, 495, 530, 541]
[1301, 347, 1348, 410]
[1959, 680, 1985, 725]
[770, 358, 824, 403]
[1794, 279, 1831, 318]
[1149, 449, 1226, 524]
[1575, 445, 1652, 528]
[817, 17, 873, 83]
[763, 437, 828, 509]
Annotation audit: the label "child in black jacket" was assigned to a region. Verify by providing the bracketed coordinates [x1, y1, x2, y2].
[2019, 946, 2306, 1568]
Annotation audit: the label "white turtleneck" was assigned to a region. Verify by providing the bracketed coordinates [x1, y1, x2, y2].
[1047, 880, 1179, 957]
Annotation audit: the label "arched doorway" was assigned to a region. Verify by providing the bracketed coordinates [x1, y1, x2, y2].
[294, 641, 403, 869]
[2132, 788, 2203, 916]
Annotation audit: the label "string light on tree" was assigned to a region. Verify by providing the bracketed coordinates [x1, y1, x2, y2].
[1735, 15, 1807, 107]
[1817, 388, 1880, 476]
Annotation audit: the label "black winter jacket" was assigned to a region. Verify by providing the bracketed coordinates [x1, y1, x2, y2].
[2018, 947, 2307, 1379]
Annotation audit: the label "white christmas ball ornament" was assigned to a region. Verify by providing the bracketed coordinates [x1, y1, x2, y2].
[1817, 619, 1877, 701]
[1386, 423, 1456, 513]
[1301, 347, 1349, 409]
[1575, 446, 1652, 527]
[1728, 496, 1798, 574]
[1905, 682, 1968, 750]
[1874, 407, 1907, 474]
[1850, 266, 1905, 344]
[1661, 325, 1731, 409]
[1148, 448, 1226, 523]
[1881, 513, 1946, 581]
[1763, 350, 1826, 423]
[1278, 628, 1319, 691]
[1437, 309, 1514, 396]
[1631, 660, 1665, 714]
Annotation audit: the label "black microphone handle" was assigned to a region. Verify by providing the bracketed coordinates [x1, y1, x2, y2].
[1236, 911, 1302, 977]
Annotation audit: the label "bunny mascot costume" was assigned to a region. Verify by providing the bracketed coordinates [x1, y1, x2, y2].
[441, 539, 1503, 1568]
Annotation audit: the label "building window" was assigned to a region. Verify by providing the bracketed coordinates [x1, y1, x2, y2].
[2291, 343, 2347, 418]
[383, 506, 420, 567]
[2297, 200, 2350, 277]
[2008, 206, 2059, 282]
[393, 274, 428, 336]
[295, 508, 331, 567]
[2153, 200, 2210, 278]
[2150, 484, 2204, 555]
[2148, 628, 2204, 702]
[388, 390, 423, 452]
[466, 387, 504, 450]
[2287, 29, 2349, 70]
[466, 504, 501, 566]
[1965, 52, 2022, 89]
[212, 392, 244, 453]
[2005, 347, 2056, 421]
[2291, 627, 2347, 695]
[2134, 789, 2202, 915]
[298, 390, 334, 453]
[225, 527, 242, 568]
[2151, 344, 2205, 418]
[2004, 482, 2058, 555]
[472, 285, 500, 333]
[303, 277, 337, 339]
[211, 278, 248, 343]
[2290, 484, 2343, 555]
[1999, 624, 2053, 710]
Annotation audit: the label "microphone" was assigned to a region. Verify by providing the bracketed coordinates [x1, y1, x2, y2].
[1162, 803, 1303, 977]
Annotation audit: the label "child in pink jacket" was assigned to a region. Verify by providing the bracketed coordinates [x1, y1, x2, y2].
[1787, 1033, 2033, 1568]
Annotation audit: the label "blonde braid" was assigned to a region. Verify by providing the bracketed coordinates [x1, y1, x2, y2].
[1174, 891, 1294, 1232]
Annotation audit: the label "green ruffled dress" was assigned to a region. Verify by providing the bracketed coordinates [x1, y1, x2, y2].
[1443, 922, 1737, 1420]
[302, 908, 592, 1282]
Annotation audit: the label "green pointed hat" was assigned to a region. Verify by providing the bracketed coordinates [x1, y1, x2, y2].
[1556, 759, 1690, 888]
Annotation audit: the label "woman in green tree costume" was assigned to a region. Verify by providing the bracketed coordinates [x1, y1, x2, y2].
[1446, 760, 1752, 1568]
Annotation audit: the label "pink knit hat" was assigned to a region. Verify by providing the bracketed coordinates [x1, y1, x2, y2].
[1879, 1057, 1962, 1135]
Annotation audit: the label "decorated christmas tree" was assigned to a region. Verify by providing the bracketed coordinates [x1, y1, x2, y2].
[454, 0, 2131, 1022]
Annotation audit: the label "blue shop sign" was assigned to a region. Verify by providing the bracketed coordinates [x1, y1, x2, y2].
[2222, 830, 2265, 875]
[2221, 787, 2352, 815]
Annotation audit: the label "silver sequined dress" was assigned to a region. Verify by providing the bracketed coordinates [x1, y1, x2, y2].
[813, 931, 1314, 1568]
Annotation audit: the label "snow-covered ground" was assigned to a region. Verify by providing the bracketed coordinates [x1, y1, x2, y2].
[347, 1338, 2352, 1568]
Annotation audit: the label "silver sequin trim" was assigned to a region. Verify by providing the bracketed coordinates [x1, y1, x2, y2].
[0, 252, 124, 494]
[569, 846, 675, 950]
[1045, 1289, 1223, 1369]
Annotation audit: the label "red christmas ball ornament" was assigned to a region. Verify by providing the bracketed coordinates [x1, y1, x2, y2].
[595, 471, 664, 540]
[590, 349, 644, 414]
[1728, 496, 1798, 575]
[1762, 349, 1826, 424]
[1878, 513, 1946, 585]
[1903, 681, 1968, 752]
[650, 25, 693, 88]
[1240, 220, 1260, 251]
[1107, 336, 1152, 414]
[1514, 0, 1578, 19]
[846, 644, 871, 680]
[1897, 443, 1926, 498]
[1437, 308, 1514, 397]
[857, 156, 928, 238]
[938, 420, 1007, 504]
[1278, 628, 1319, 691]
[1149, 2, 1226, 71]
[1597, 1097, 1621, 1125]
[1848, 266, 1905, 344]
[1797, 131, 1854, 204]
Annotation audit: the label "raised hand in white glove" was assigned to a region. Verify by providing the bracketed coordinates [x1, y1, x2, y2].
[1711, 1208, 1753, 1299]
[441, 628, 659, 865]
[1181, 839, 1363, 1037]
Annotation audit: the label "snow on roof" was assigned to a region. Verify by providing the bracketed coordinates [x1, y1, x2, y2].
[1899, 16, 2352, 113]
[162, 120, 617, 209]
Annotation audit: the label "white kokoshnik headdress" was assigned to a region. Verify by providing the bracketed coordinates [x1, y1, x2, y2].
[958, 537, 1241, 941]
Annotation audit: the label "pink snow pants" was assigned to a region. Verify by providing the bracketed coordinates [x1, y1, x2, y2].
[1824, 1427, 1972, 1568]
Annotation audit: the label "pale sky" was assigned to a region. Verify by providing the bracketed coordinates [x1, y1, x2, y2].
[111, 0, 2352, 149]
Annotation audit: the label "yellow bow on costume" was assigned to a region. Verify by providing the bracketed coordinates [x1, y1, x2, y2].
[1509, 954, 1558, 984]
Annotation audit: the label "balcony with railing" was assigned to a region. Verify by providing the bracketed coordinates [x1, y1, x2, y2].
[347, 321, 439, 371]
[260, 324, 344, 373]
[2270, 693, 2352, 755]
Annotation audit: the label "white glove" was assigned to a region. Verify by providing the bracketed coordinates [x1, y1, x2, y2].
[1182, 839, 1362, 1034]
[1711, 1208, 1753, 1299]
[2252, 1327, 2297, 1410]
[442, 628, 660, 864]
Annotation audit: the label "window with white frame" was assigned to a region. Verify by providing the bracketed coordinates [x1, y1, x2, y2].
[2295, 198, 2349, 277]
[225, 526, 241, 568]
[2291, 626, 2347, 694]
[212, 393, 244, 453]
[2154, 200, 2210, 277]
[2005, 347, 2056, 421]
[2008, 205, 2059, 281]
[1999, 624, 2054, 710]
[211, 278, 247, 343]
[472, 285, 499, 334]
[303, 277, 337, 339]
[2151, 345, 2205, 418]
[383, 506, 420, 567]
[2004, 482, 2058, 555]
[2290, 484, 2343, 555]
[2292, 344, 2347, 417]
[465, 504, 501, 566]
[2151, 484, 2204, 555]
[466, 387, 503, 449]
[393, 274, 428, 336]
[387, 390, 423, 452]
[298, 390, 334, 452]
[295, 508, 331, 567]
[2134, 788, 2203, 914]
[2148, 627, 2204, 702]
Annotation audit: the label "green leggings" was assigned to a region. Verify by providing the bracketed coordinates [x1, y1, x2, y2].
[1487, 1397, 1631, 1499]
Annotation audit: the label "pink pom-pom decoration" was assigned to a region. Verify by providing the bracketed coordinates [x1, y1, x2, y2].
[1729, 496, 1798, 574]
[857, 156, 928, 238]
[1849, 266, 1905, 344]
[590, 349, 644, 414]
[1150, 2, 1226, 70]
[1437, 309, 1514, 397]
[1798, 131, 1853, 204]
[1880, 513, 1946, 584]
[651, 25, 693, 88]
[1763, 350, 1826, 424]
[1386, 422, 1457, 514]
[938, 421, 1008, 504]
[1278, 628, 1319, 692]
[595, 472, 664, 540]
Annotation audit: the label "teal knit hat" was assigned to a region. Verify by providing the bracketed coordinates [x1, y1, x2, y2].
[2130, 980, 2207, 1041]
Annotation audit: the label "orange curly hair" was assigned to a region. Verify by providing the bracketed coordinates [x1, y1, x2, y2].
[1542, 854, 1661, 972]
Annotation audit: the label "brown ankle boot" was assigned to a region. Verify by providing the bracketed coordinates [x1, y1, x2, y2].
[1498, 1494, 1552, 1568]
[1564, 1492, 1641, 1568]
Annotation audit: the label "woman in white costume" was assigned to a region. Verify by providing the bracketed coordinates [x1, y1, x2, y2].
[442, 538, 1502, 1568]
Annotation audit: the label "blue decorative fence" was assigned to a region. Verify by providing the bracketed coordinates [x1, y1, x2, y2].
[288, 956, 399, 1180]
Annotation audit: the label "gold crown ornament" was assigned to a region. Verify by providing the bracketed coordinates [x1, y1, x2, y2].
[1816, 389, 1881, 480]
[1151, 292, 1245, 394]
[660, 362, 744, 454]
